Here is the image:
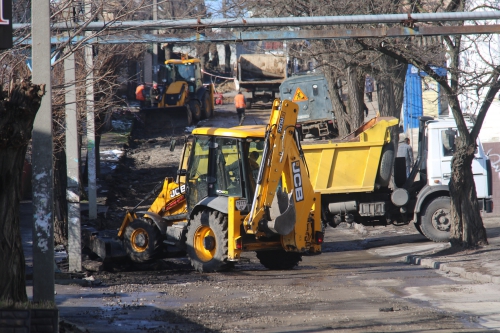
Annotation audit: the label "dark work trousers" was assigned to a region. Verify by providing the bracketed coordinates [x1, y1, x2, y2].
[236, 108, 245, 125]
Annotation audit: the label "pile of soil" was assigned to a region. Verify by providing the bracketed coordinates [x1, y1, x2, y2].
[215, 80, 236, 93]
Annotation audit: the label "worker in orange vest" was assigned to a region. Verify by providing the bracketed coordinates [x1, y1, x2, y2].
[234, 90, 247, 126]
[135, 83, 146, 107]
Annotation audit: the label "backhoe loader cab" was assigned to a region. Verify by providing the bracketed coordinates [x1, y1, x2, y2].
[183, 130, 265, 213]
[162, 59, 203, 95]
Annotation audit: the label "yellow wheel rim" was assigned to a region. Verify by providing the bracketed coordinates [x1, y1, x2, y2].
[193, 225, 216, 262]
[130, 228, 149, 252]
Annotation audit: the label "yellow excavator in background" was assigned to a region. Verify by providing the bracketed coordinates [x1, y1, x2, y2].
[141, 57, 215, 128]
[119, 99, 323, 272]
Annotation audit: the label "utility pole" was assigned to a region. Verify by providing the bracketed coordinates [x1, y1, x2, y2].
[31, 0, 55, 303]
[85, 0, 97, 220]
[65, 48, 82, 272]
[152, 0, 158, 83]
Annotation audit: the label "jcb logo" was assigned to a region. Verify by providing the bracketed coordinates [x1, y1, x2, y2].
[170, 184, 186, 198]
[292, 161, 304, 202]
[277, 112, 285, 133]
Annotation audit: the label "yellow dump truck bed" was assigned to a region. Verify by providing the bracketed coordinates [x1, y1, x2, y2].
[302, 117, 399, 194]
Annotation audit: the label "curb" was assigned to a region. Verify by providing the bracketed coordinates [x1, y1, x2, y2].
[404, 255, 500, 285]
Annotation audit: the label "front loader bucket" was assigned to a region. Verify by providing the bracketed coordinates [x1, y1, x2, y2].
[139, 106, 192, 130]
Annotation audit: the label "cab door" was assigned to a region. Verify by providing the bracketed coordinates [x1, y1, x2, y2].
[438, 129, 489, 198]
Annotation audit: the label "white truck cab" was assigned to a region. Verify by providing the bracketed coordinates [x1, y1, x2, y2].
[425, 117, 493, 209]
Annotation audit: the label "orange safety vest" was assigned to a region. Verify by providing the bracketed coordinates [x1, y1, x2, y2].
[234, 93, 246, 108]
[135, 85, 145, 101]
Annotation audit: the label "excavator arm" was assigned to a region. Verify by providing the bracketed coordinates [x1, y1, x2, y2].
[244, 100, 322, 253]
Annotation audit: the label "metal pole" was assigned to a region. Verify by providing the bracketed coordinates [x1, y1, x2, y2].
[64, 50, 82, 272]
[14, 11, 500, 31]
[85, 1, 97, 220]
[19, 24, 500, 46]
[31, 0, 55, 303]
[152, 0, 158, 83]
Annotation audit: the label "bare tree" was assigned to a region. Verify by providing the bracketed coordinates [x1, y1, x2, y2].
[246, 0, 410, 137]
[0, 81, 45, 304]
[0, 0, 150, 303]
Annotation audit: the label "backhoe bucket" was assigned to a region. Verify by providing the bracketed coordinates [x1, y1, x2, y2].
[139, 106, 192, 130]
[266, 190, 296, 236]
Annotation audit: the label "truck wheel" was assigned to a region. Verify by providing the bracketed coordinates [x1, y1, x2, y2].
[202, 92, 213, 119]
[124, 218, 162, 263]
[256, 250, 302, 270]
[413, 222, 424, 236]
[189, 100, 202, 121]
[186, 209, 233, 272]
[376, 143, 394, 187]
[420, 196, 451, 242]
[186, 105, 193, 126]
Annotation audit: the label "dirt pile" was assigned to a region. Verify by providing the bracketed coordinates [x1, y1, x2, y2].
[215, 80, 236, 93]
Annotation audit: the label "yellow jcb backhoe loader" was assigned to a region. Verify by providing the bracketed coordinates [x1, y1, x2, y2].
[141, 58, 215, 128]
[119, 99, 323, 272]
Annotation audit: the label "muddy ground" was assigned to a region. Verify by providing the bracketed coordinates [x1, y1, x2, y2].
[56, 104, 500, 332]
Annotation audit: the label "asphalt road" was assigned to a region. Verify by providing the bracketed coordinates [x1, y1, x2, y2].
[24, 221, 500, 332]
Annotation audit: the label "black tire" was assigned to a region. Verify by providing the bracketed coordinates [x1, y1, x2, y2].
[420, 196, 451, 242]
[186, 209, 233, 272]
[202, 92, 213, 119]
[413, 222, 424, 236]
[124, 218, 162, 263]
[189, 100, 202, 121]
[376, 143, 395, 187]
[186, 105, 193, 126]
[256, 250, 302, 270]
[394, 157, 407, 188]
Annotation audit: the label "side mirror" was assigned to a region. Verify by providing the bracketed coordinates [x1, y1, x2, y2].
[177, 169, 187, 176]
[170, 139, 177, 151]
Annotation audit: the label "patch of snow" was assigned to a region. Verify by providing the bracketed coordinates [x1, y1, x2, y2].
[101, 150, 125, 162]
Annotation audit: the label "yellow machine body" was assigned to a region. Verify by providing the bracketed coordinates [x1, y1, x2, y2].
[142, 58, 215, 128]
[302, 117, 398, 194]
[191, 100, 322, 263]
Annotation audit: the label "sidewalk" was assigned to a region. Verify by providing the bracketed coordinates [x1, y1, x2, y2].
[404, 217, 500, 284]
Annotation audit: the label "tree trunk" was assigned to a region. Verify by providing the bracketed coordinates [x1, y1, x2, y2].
[224, 43, 231, 74]
[449, 140, 488, 247]
[373, 55, 407, 188]
[165, 44, 173, 61]
[376, 55, 397, 118]
[346, 65, 365, 129]
[53, 149, 68, 247]
[324, 68, 350, 137]
[375, 55, 407, 118]
[0, 81, 45, 304]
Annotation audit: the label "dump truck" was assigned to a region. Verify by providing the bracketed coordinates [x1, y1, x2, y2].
[303, 115, 493, 242]
[279, 74, 337, 139]
[141, 58, 215, 128]
[236, 54, 287, 108]
[119, 99, 323, 271]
